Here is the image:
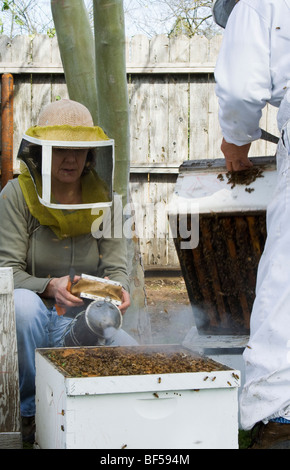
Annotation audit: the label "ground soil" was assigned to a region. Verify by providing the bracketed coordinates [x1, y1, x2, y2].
[144, 272, 194, 345]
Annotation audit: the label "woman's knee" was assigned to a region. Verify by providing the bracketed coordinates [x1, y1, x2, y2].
[14, 289, 47, 325]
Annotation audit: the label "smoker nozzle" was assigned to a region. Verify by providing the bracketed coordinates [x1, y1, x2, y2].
[63, 299, 122, 347]
[86, 299, 122, 340]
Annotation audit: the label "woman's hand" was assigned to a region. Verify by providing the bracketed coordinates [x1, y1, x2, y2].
[43, 275, 83, 312]
[103, 276, 131, 315]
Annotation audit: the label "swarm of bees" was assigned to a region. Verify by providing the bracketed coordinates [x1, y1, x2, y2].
[46, 347, 230, 378]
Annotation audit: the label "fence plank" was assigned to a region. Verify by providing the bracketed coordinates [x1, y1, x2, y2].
[129, 76, 151, 164]
[130, 34, 150, 66]
[168, 75, 189, 164]
[149, 75, 169, 164]
[169, 35, 190, 63]
[189, 35, 209, 63]
[13, 75, 32, 172]
[0, 35, 12, 63]
[189, 75, 211, 159]
[0, 267, 22, 449]
[149, 34, 170, 63]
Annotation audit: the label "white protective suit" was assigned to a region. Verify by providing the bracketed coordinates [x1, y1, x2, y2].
[215, 0, 290, 430]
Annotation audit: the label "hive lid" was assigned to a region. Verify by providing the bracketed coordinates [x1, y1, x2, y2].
[178, 156, 276, 173]
[169, 156, 277, 214]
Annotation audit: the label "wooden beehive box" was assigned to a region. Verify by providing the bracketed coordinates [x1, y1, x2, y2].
[169, 157, 276, 335]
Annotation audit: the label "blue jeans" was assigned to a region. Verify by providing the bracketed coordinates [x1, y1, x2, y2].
[14, 288, 138, 417]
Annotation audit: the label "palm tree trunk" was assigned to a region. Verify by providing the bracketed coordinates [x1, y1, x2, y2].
[93, 0, 130, 202]
[51, 0, 98, 124]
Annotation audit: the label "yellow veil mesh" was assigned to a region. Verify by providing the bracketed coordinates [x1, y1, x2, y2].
[18, 165, 109, 239]
[25, 124, 110, 142]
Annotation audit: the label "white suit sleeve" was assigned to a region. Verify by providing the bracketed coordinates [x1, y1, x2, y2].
[214, 3, 272, 146]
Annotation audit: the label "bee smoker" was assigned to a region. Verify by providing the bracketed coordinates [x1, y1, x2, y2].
[62, 274, 123, 346]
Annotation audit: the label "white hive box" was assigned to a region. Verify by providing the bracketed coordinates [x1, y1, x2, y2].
[35, 345, 240, 449]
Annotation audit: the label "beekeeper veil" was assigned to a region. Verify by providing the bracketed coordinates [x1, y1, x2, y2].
[212, 0, 239, 29]
[17, 99, 114, 210]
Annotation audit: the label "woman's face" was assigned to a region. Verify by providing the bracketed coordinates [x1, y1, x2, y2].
[51, 148, 88, 185]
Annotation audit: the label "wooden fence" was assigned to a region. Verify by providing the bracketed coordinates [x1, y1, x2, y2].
[0, 34, 278, 268]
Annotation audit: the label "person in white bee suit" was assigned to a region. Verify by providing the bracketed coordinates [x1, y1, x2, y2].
[214, 0, 290, 448]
